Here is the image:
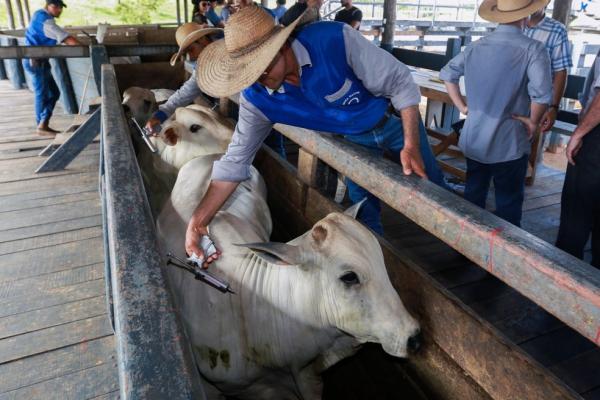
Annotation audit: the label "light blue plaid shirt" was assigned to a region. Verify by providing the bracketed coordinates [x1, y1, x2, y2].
[525, 17, 573, 73]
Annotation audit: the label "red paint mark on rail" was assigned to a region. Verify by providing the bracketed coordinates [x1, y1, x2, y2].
[595, 327, 600, 345]
[453, 220, 466, 248]
[487, 227, 504, 273]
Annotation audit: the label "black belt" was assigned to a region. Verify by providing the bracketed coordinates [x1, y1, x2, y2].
[371, 104, 398, 131]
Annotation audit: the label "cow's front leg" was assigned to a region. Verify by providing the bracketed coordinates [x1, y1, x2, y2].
[293, 364, 323, 400]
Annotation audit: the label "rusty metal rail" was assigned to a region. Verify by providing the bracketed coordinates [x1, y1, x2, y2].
[259, 119, 600, 345]
[101, 64, 205, 399]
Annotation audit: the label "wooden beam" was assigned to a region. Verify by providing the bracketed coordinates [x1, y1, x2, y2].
[35, 108, 101, 173]
[13, 0, 26, 28]
[552, 0, 573, 26]
[381, 0, 396, 51]
[297, 148, 319, 187]
[4, 0, 16, 30]
[22, 0, 30, 23]
[101, 64, 205, 399]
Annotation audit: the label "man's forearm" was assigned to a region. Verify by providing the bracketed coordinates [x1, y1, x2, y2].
[551, 70, 567, 106]
[444, 82, 467, 114]
[62, 36, 81, 46]
[398, 105, 420, 148]
[574, 94, 600, 138]
[530, 102, 547, 125]
[190, 180, 240, 227]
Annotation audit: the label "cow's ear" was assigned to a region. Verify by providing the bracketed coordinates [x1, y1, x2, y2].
[235, 242, 304, 266]
[344, 198, 368, 219]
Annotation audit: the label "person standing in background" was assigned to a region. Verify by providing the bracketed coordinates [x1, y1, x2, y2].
[334, 0, 362, 30]
[23, 0, 81, 136]
[525, 6, 573, 133]
[272, 0, 287, 20]
[556, 50, 600, 268]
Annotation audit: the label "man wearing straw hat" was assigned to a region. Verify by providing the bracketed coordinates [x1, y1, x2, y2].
[440, 0, 552, 227]
[145, 23, 222, 132]
[185, 5, 447, 262]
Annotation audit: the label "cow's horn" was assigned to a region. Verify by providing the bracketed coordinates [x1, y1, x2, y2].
[344, 198, 368, 219]
[235, 242, 304, 266]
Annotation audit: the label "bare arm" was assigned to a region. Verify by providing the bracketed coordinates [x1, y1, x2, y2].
[541, 69, 567, 132]
[398, 105, 427, 178]
[444, 81, 467, 115]
[185, 180, 239, 264]
[62, 36, 82, 46]
[566, 93, 600, 165]
[513, 102, 548, 139]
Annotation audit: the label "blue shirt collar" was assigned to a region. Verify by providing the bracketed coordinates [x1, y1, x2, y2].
[495, 24, 524, 34]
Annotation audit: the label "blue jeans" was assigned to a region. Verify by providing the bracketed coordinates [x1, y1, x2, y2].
[22, 59, 60, 125]
[344, 114, 447, 234]
[464, 155, 528, 227]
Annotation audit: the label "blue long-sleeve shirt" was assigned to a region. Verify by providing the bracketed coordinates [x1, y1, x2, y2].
[440, 25, 552, 164]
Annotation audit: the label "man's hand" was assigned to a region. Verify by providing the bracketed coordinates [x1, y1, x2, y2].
[145, 116, 161, 137]
[512, 114, 539, 140]
[185, 220, 221, 268]
[566, 133, 584, 166]
[540, 107, 557, 132]
[400, 146, 427, 179]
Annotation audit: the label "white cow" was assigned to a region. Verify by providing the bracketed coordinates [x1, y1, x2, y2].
[122, 86, 176, 125]
[122, 100, 234, 217]
[157, 157, 421, 400]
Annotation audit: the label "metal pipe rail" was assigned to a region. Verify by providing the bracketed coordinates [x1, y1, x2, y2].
[221, 93, 600, 345]
[0, 44, 178, 59]
[101, 64, 206, 399]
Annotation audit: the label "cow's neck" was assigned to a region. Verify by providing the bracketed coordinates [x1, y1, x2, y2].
[235, 251, 343, 367]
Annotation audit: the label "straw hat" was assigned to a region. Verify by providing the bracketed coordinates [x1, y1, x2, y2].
[170, 23, 223, 66]
[479, 0, 550, 23]
[196, 5, 304, 98]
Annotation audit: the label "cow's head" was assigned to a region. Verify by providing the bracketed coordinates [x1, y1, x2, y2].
[122, 86, 157, 125]
[157, 105, 234, 160]
[240, 204, 421, 358]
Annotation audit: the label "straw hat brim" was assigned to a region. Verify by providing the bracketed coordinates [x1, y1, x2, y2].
[479, 0, 549, 23]
[196, 13, 304, 98]
[170, 28, 223, 66]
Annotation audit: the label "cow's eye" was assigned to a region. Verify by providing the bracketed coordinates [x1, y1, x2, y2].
[190, 124, 201, 133]
[340, 271, 360, 285]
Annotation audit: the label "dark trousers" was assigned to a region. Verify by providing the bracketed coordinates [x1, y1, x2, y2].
[22, 59, 60, 125]
[465, 155, 528, 227]
[556, 127, 600, 268]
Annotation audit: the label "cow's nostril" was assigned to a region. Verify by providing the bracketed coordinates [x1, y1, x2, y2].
[407, 330, 422, 353]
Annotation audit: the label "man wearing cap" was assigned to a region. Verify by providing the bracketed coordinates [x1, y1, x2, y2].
[440, 0, 552, 227]
[145, 24, 222, 132]
[556, 50, 600, 268]
[23, 0, 81, 136]
[186, 5, 447, 262]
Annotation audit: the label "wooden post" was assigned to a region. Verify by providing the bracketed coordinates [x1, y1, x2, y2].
[13, 0, 26, 28]
[298, 148, 319, 187]
[176, 0, 181, 25]
[381, 0, 396, 52]
[183, 0, 189, 23]
[551, 0, 573, 26]
[23, 0, 30, 23]
[90, 45, 109, 93]
[4, 0, 16, 29]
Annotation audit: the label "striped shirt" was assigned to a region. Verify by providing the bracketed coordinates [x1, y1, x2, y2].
[524, 17, 572, 73]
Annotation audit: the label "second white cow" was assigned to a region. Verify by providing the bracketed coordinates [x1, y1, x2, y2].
[157, 156, 421, 400]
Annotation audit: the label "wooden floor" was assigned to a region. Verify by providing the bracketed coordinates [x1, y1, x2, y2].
[0, 80, 119, 399]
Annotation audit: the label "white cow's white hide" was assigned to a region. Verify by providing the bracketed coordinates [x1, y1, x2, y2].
[157, 157, 420, 400]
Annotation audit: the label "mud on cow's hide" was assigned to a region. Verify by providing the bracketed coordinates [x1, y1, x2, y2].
[156, 154, 422, 400]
